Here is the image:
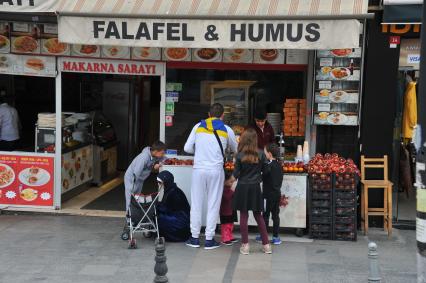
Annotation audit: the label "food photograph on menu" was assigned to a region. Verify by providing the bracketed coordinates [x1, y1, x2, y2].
[71, 44, 101, 57]
[131, 47, 161, 60]
[192, 48, 222, 62]
[253, 49, 285, 64]
[222, 49, 253, 63]
[163, 48, 191, 61]
[101, 45, 130, 59]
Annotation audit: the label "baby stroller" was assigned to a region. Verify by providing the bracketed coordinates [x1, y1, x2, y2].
[121, 175, 163, 249]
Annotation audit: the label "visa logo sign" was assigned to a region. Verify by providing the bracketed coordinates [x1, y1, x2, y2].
[407, 54, 421, 64]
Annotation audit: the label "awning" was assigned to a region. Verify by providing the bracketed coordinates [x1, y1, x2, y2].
[383, 0, 423, 24]
[57, 0, 370, 50]
[0, 0, 57, 13]
[57, 0, 369, 19]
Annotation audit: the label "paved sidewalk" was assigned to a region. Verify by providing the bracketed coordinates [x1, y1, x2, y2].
[0, 214, 418, 283]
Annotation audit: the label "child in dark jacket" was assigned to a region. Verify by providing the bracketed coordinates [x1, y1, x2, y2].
[220, 173, 238, 245]
[257, 144, 284, 245]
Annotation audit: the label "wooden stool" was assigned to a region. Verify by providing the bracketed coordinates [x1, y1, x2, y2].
[360, 155, 393, 236]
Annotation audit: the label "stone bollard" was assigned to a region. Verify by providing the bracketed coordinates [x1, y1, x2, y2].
[368, 242, 381, 283]
[154, 237, 168, 283]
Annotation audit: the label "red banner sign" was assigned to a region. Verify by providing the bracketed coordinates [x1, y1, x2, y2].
[59, 57, 165, 76]
[0, 153, 54, 207]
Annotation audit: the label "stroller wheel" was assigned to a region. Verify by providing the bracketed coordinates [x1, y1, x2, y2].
[121, 231, 130, 241]
[128, 239, 137, 249]
[143, 231, 153, 238]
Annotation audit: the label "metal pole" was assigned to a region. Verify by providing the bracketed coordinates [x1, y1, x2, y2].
[416, 3, 426, 283]
[154, 237, 168, 283]
[368, 242, 381, 283]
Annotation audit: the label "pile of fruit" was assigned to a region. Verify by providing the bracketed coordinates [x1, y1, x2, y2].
[225, 161, 235, 172]
[282, 161, 307, 173]
[163, 158, 193, 166]
[307, 153, 360, 175]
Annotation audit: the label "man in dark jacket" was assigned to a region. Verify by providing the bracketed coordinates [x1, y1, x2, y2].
[156, 170, 191, 242]
[248, 109, 275, 150]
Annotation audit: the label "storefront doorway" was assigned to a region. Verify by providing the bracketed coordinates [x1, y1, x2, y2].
[55, 58, 165, 214]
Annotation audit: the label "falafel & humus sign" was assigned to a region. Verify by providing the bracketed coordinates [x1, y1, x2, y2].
[58, 18, 361, 50]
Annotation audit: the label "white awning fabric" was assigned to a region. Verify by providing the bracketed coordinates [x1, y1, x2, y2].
[57, 0, 369, 18]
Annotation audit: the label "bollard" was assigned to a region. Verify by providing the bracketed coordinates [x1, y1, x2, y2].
[368, 242, 381, 283]
[154, 237, 169, 283]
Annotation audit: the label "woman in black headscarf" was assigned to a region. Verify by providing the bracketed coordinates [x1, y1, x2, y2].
[156, 170, 191, 242]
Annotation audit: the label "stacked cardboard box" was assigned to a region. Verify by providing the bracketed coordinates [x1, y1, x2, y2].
[283, 99, 306, 137]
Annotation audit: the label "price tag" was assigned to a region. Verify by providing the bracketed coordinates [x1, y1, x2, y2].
[319, 58, 333, 67]
[43, 24, 58, 34]
[13, 22, 29, 32]
[317, 103, 331, 112]
[318, 81, 332, 89]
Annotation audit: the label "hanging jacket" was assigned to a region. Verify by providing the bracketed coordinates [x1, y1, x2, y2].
[402, 82, 417, 139]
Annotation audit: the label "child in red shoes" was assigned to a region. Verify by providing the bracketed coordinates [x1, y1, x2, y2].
[220, 174, 238, 245]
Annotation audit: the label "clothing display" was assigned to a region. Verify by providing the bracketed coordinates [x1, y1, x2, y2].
[402, 82, 417, 139]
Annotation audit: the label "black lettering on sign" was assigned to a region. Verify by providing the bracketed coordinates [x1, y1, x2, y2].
[122, 22, 135, 40]
[266, 24, 284, 41]
[0, 0, 14, 5]
[182, 24, 195, 41]
[167, 23, 180, 41]
[105, 21, 120, 39]
[152, 23, 165, 40]
[93, 21, 105, 39]
[136, 23, 151, 40]
[305, 23, 320, 42]
[248, 24, 263, 42]
[231, 24, 246, 42]
[0, 0, 35, 5]
[287, 23, 303, 42]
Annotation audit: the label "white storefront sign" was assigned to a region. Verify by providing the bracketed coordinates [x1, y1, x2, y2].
[58, 17, 361, 50]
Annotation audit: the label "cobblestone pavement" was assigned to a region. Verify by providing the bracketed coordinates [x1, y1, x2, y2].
[0, 214, 418, 283]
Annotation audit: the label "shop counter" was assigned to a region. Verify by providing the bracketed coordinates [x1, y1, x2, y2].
[162, 164, 307, 232]
[61, 144, 94, 194]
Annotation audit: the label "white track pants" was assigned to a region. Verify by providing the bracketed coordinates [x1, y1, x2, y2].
[190, 168, 224, 240]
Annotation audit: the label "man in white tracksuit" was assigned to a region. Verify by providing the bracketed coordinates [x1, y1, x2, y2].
[184, 103, 238, 250]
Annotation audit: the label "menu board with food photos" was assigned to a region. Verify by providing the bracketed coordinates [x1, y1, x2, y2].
[0, 152, 55, 208]
[313, 48, 363, 126]
[0, 22, 10, 54]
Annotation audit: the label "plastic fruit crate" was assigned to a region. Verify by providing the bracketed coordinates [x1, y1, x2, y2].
[310, 224, 332, 232]
[311, 207, 332, 217]
[312, 200, 331, 208]
[335, 216, 355, 224]
[334, 231, 356, 241]
[311, 217, 332, 225]
[312, 191, 332, 199]
[335, 207, 356, 216]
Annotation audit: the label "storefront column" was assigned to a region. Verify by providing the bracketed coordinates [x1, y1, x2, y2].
[54, 70, 62, 209]
[160, 74, 166, 142]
